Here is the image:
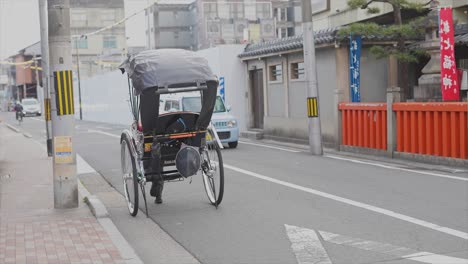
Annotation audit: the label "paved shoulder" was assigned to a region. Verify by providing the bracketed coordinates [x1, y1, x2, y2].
[77, 156, 200, 264]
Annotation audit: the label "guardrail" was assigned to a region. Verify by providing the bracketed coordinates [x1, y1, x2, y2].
[393, 103, 468, 159]
[338, 103, 387, 150]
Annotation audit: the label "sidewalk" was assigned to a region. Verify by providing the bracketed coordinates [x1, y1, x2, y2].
[0, 124, 139, 264]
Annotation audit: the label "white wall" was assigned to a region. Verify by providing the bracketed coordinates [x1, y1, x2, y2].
[73, 45, 248, 129]
[74, 71, 133, 125]
[196, 45, 248, 131]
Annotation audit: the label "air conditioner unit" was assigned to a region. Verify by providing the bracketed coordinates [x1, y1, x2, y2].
[234, 19, 248, 38]
[260, 19, 275, 38]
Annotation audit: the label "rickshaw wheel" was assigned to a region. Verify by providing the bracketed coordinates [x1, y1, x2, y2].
[201, 131, 224, 206]
[121, 134, 139, 216]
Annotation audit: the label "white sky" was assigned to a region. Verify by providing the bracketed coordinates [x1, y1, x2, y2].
[0, 0, 40, 60]
[0, 0, 151, 60]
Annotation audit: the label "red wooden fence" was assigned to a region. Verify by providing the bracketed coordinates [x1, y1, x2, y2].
[339, 103, 387, 150]
[393, 103, 468, 159]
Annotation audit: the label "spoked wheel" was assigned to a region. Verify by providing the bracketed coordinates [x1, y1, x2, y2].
[121, 134, 139, 216]
[201, 130, 224, 207]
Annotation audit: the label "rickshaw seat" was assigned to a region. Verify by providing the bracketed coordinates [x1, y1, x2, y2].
[153, 112, 200, 136]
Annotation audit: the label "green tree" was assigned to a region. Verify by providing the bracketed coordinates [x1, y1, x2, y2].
[340, 0, 434, 98]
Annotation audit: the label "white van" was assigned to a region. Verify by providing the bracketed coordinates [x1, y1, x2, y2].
[160, 92, 239, 148]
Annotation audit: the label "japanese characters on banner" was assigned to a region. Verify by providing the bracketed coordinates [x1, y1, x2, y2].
[349, 35, 362, 102]
[439, 7, 460, 101]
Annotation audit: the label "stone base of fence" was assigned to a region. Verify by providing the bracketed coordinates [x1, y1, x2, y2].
[339, 145, 391, 158]
[394, 152, 468, 168]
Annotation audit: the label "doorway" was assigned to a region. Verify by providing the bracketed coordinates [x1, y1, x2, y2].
[250, 69, 264, 129]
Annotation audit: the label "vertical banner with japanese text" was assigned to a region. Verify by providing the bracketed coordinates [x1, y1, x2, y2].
[439, 7, 460, 101]
[349, 35, 362, 102]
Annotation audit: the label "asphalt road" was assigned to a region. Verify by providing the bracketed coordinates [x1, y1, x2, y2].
[2, 112, 468, 264]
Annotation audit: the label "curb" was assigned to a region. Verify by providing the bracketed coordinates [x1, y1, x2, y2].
[78, 180, 110, 219]
[5, 123, 21, 133]
[76, 156, 143, 264]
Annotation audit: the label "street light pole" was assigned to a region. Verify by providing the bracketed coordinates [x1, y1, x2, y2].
[302, 0, 323, 155]
[48, 0, 78, 208]
[39, 0, 53, 156]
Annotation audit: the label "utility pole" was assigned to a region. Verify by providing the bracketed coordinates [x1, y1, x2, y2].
[33, 54, 43, 112]
[74, 38, 82, 120]
[146, 0, 151, 49]
[39, 0, 53, 156]
[48, 0, 78, 208]
[302, 0, 323, 155]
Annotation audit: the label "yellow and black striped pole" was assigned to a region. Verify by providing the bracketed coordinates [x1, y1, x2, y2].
[44, 98, 51, 121]
[53, 70, 75, 116]
[307, 97, 319, 118]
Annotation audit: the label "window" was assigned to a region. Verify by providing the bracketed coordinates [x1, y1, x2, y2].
[164, 100, 180, 111]
[256, 3, 270, 19]
[101, 10, 115, 24]
[71, 11, 87, 27]
[269, 64, 282, 82]
[204, 3, 218, 19]
[230, 3, 244, 19]
[291, 62, 305, 80]
[275, 8, 287, 21]
[182, 96, 225, 113]
[277, 28, 287, 38]
[103, 36, 117, 49]
[73, 38, 88, 49]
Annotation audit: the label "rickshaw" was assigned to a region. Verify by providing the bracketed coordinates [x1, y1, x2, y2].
[119, 49, 224, 217]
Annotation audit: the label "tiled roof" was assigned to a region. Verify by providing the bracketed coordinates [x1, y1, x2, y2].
[455, 24, 468, 45]
[239, 28, 338, 58]
[240, 23, 468, 58]
[20, 41, 41, 56]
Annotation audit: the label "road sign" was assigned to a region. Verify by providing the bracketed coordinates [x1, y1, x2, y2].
[219, 76, 225, 102]
[285, 224, 468, 264]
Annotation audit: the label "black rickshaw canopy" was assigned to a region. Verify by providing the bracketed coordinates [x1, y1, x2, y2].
[120, 49, 219, 135]
[119, 49, 218, 95]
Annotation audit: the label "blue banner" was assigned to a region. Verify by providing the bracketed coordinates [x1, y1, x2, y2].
[349, 35, 361, 102]
[219, 76, 225, 102]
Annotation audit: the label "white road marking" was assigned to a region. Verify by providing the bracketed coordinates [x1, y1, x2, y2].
[83, 129, 468, 240]
[96, 126, 112, 130]
[284, 224, 332, 264]
[87, 129, 120, 139]
[325, 155, 468, 182]
[224, 164, 468, 240]
[239, 141, 301, 153]
[30, 117, 43, 122]
[401, 252, 468, 264]
[77, 154, 97, 175]
[318, 229, 468, 264]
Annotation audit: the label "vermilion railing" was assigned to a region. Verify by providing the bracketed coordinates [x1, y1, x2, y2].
[393, 103, 468, 159]
[338, 103, 387, 150]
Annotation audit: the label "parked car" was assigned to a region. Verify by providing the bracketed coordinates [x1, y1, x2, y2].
[21, 98, 41, 116]
[160, 92, 239, 148]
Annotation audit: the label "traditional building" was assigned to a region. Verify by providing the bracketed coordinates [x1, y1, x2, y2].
[238, 1, 468, 146]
